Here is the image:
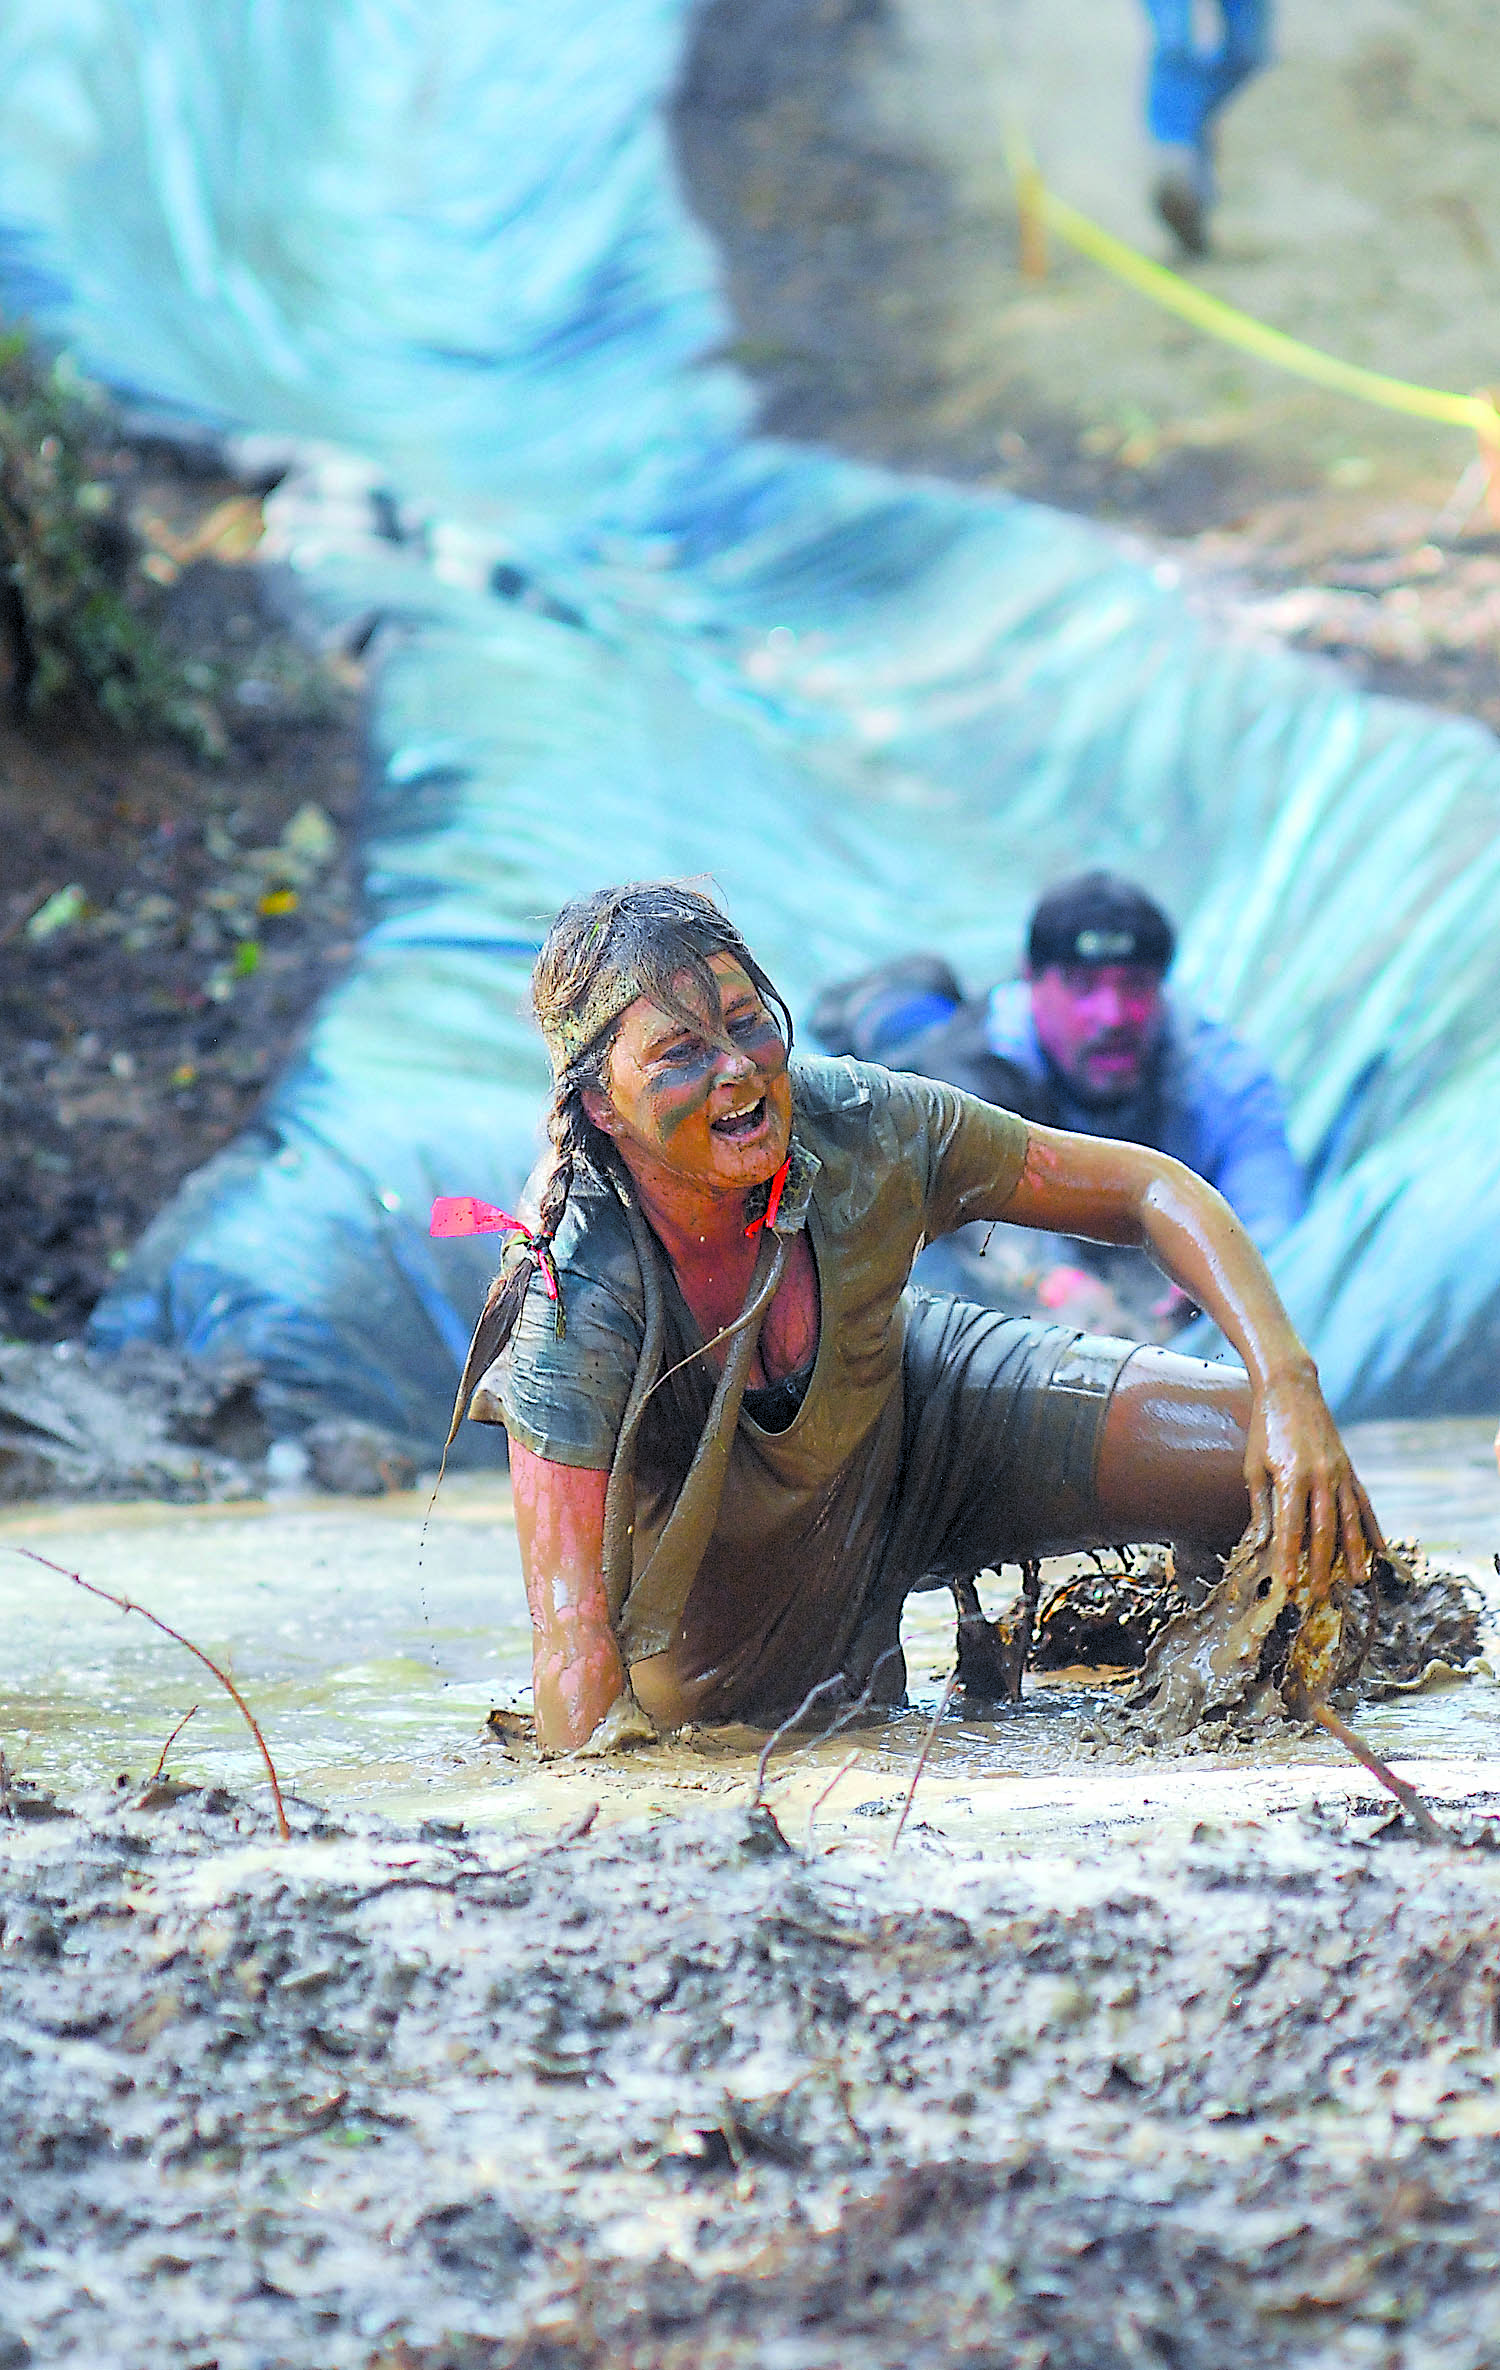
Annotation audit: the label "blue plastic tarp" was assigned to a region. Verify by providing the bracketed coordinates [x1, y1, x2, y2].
[0, 0, 1493, 1442]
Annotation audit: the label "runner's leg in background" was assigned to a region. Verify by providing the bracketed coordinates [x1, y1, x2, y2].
[1143, 0, 1273, 256]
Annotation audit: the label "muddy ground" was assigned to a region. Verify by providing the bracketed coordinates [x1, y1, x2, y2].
[676, 0, 1500, 729]
[0, 1441, 1496, 2367]
[7, 1784, 1500, 2368]
[0, 439, 365, 1349]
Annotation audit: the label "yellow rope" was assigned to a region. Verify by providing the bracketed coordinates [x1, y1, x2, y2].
[1006, 129, 1500, 453]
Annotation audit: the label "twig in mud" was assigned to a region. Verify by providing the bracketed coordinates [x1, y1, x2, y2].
[751, 1674, 851, 1809]
[149, 1705, 200, 1785]
[6, 1544, 290, 1841]
[347, 1802, 600, 1905]
[0, 1748, 11, 1820]
[891, 1669, 957, 1853]
[1305, 1698, 1452, 1846]
[805, 1752, 862, 1854]
[753, 1652, 906, 1809]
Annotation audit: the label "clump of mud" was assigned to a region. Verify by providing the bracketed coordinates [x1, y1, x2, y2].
[6, 1787, 1500, 2365]
[1032, 1547, 1197, 1671]
[1069, 1537, 1487, 1759]
[1362, 1540, 1488, 1698]
[1033, 1539, 1483, 1696]
[0, 1337, 416, 1501]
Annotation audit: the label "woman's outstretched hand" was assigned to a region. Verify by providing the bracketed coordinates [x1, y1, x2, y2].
[1243, 1361, 1384, 1602]
[1002, 1131, 1385, 1600]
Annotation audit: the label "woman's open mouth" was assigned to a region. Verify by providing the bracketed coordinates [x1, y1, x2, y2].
[710, 1097, 768, 1142]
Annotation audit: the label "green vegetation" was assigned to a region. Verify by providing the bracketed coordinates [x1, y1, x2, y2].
[0, 324, 207, 745]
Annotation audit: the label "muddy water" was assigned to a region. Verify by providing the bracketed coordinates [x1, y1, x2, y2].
[2, 1417, 1497, 1846]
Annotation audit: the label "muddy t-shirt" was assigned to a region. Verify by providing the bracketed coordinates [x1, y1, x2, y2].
[475, 1056, 1029, 1719]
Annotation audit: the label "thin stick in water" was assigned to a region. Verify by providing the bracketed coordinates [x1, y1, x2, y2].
[891, 1669, 957, 1853]
[7, 1544, 291, 1841]
[149, 1704, 199, 1785]
[752, 1672, 851, 1809]
[805, 1752, 862, 1854]
[1305, 1697, 1452, 1846]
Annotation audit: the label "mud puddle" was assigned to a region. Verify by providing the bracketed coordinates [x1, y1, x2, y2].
[1, 1418, 1498, 1851]
[4, 1418, 1500, 2365]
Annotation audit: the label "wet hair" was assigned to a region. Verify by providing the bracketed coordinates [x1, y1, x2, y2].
[530, 880, 793, 1251]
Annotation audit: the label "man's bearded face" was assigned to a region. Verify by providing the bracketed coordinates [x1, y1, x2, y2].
[1028, 961, 1166, 1103]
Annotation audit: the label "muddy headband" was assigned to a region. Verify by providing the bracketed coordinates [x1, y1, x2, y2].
[539, 968, 655, 1075]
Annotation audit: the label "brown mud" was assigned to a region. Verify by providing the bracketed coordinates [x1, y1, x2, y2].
[1029, 1540, 1485, 1694]
[0, 1429, 1497, 2362]
[9, 1784, 1500, 2367]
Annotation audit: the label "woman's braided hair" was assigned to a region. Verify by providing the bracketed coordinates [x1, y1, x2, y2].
[482, 882, 794, 1359]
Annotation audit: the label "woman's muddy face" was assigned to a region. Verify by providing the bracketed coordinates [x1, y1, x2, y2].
[585, 955, 792, 1196]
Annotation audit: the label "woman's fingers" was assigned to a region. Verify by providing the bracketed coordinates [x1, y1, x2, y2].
[1338, 1480, 1374, 1588]
[1248, 1387, 1383, 1604]
[1352, 1470, 1387, 1559]
[1246, 1457, 1273, 1551]
[1270, 1468, 1303, 1599]
[1307, 1474, 1336, 1601]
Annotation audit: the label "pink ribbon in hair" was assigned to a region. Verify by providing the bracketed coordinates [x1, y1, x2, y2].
[430, 1195, 558, 1302]
[430, 1195, 519, 1238]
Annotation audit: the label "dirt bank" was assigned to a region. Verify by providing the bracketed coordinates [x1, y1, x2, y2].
[5, 1787, 1500, 2367]
[678, 0, 1500, 520]
[676, 0, 1500, 731]
[0, 436, 364, 1348]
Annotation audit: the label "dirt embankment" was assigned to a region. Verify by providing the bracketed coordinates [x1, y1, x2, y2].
[675, 0, 1500, 731]
[0, 441, 365, 1348]
[4, 1789, 1500, 2367]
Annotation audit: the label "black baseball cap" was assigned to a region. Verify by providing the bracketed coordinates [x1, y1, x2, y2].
[1027, 872, 1175, 974]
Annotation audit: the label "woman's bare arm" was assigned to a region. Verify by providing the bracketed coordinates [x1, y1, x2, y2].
[509, 1444, 625, 1748]
[1001, 1124, 1381, 1598]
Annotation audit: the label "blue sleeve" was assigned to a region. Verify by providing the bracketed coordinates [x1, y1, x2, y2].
[1189, 1039, 1305, 1249]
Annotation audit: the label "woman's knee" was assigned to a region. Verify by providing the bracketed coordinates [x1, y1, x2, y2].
[1094, 1345, 1251, 1546]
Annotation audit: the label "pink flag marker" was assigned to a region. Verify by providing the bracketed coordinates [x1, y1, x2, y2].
[429, 1195, 520, 1238]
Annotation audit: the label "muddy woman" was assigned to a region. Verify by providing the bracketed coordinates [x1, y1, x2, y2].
[453, 882, 1380, 1749]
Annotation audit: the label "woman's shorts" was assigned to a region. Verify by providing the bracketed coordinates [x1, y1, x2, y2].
[843, 1296, 1143, 1695]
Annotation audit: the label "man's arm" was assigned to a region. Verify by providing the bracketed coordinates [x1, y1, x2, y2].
[509, 1444, 624, 1748]
[1001, 1123, 1379, 1599]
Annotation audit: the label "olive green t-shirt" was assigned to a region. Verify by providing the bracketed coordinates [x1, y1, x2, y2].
[475, 1055, 1029, 1717]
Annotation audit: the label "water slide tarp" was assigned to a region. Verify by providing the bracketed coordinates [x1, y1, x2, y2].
[0, 1, 1495, 1446]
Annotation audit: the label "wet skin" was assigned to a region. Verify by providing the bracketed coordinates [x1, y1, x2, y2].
[513, 957, 1381, 1749]
[1029, 960, 1166, 1102]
